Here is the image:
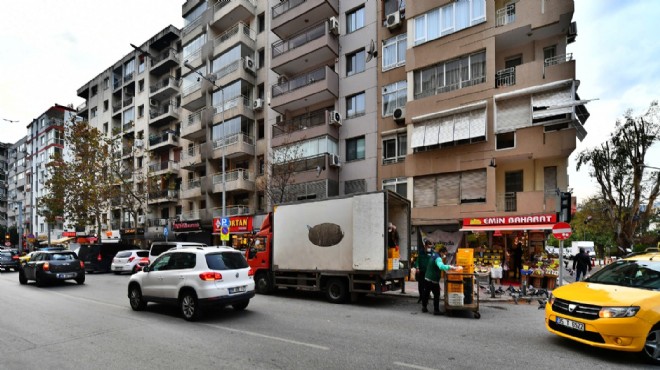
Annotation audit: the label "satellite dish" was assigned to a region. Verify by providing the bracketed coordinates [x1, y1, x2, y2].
[366, 39, 378, 62]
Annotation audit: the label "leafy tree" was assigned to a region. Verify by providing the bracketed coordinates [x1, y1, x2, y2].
[576, 101, 660, 251]
[107, 148, 148, 229]
[39, 151, 67, 244]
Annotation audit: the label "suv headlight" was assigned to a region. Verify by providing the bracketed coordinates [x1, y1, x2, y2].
[599, 306, 640, 318]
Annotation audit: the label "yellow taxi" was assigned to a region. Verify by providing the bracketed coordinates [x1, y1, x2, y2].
[19, 251, 37, 264]
[545, 249, 660, 364]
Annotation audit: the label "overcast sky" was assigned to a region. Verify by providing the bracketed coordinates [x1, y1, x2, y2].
[1, 0, 658, 203]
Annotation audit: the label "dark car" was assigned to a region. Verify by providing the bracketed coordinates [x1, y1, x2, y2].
[19, 250, 85, 286]
[77, 243, 134, 273]
[0, 249, 20, 272]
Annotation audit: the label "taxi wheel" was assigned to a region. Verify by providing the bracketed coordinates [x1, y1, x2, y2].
[643, 325, 660, 365]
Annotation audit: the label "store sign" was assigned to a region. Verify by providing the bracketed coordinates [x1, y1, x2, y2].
[230, 216, 252, 233]
[62, 232, 77, 237]
[120, 228, 145, 236]
[172, 221, 201, 232]
[463, 214, 556, 226]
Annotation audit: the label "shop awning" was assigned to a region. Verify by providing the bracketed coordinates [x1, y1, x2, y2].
[460, 224, 555, 232]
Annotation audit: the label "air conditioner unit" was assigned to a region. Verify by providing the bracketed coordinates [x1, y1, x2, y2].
[149, 99, 159, 107]
[393, 107, 406, 124]
[329, 16, 339, 35]
[134, 139, 144, 148]
[253, 98, 264, 111]
[244, 56, 256, 74]
[159, 219, 167, 226]
[329, 154, 341, 167]
[385, 10, 402, 30]
[567, 21, 577, 44]
[137, 215, 145, 225]
[329, 111, 342, 126]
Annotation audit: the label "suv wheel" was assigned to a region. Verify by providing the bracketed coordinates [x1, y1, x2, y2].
[76, 276, 85, 285]
[232, 300, 250, 311]
[18, 270, 27, 285]
[35, 273, 44, 287]
[180, 291, 202, 321]
[643, 325, 660, 365]
[129, 285, 147, 311]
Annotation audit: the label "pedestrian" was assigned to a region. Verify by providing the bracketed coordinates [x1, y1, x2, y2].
[513, 242, 523, 281]
[421, 245, 460, 316]
[415, 240, 432, 303]
[572, 247, 592, 281]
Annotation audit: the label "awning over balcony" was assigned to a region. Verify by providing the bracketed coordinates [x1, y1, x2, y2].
[459, 224, 554, 232]
[411, 101, 487, 149]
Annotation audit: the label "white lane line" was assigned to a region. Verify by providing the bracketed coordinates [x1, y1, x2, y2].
[204, 323, 329, 350]
[394, 361, 438, 370]
[41, 289, 127, 310]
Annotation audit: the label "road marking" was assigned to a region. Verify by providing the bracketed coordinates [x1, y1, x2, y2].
[394, 362, 437, 370]
[204, 323, 329, 350]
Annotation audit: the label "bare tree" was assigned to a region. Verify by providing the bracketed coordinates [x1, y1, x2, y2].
[576, 101, 660, 250]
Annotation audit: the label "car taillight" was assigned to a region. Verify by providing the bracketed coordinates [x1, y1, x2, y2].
[12, 255, 19, 261]
[43, 262, 50, 271]
[128, 256, 135, 263]
[80, 261, 85, 269]
[199, 272, 222, 281]
[97, 253, 102, 262]
[248, 267, 254, 277]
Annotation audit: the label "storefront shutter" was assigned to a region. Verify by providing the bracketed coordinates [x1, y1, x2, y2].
[454, 113, 470, 140]
[414, 176, 436, 207]
[469, 109, 486, 138]
[460, 169, 486, 202]
[411, 124, 426, 149]
[436, 173, 460, 205]
[496, 96, 530, 132]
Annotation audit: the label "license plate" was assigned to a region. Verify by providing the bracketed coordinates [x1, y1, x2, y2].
[556, 317, 585, 331]
[229, 286, 247, 294]
[57, 273, 76, 279]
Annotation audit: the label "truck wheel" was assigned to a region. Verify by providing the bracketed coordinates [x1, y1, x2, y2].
[255, 272, 273, 295]
[325, 278, 348, 304]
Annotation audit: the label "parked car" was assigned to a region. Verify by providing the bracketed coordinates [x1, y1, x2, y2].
[19, 250, 85, 286]
[545, 248, 660, 364]
[19, 251, 37, 264]
[78, 243, 134, 273]
[134, 257, 150, 272]
[148, 241, 207, 263]
[111, 250, 149, 274]
[0, 249, 20, 272]
[128, 246, 255, 321]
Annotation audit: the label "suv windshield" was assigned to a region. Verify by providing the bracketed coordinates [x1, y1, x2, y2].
[205, 252, 248, 270]
[587, 259, 660, 290]
[151, 244, 172, 257]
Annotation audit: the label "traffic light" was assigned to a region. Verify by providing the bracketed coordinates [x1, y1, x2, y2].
[560, 191, 572, 223]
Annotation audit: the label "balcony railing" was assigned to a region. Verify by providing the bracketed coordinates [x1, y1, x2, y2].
[182, 81, 202, 97]
[495, 67, 516, 87]
[212, 133, 255, 150]
[272, 22, 325, 58]
[497, 192, 518, 212]
[185, 108, 204, 128]
[496, 4, 516, 27]
[148, 160, 179, 173]
[272, 110, 326, 138]
[212, 95, 249, 117]
[179, 210, 201, 221]
[182, 15, 203, 36]
[272, 67, 326, 98]
[149, 76, 179, 94]
[148, 189, 178, 200]
[185, 178, 202, 190]
[151, 48, 179, 66]
[543, 53, 573, 78]
[214, 22, 256, 48]
[149, 131, 177, 146]
[211, 168, 252, 185]
[272, 0, 305, 19]
[212, 205, 250, 217]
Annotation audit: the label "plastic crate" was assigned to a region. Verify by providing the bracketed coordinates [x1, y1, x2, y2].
[447, 281, 464, 293]
[447, 293, 464, 306]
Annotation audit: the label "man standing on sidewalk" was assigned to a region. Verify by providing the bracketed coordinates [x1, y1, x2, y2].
[415, 240, 432, 303]
[572, 248, 592, 282]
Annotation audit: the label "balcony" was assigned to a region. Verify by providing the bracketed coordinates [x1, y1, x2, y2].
[150, 48, 180, 76]
[149, 131, 179, 151]
[271, 0, 339, 39]
[209, 0, 256, 33]
[181, 80, 206, 111]
[209, 169, 255, 194]
[77, 101, 88, 119]
[270, 66, 339, 114]
[149, 76, 180, 101]
[495, 67, 516, 88]
[122, 121, 135, 134]
[179, 144, 206, 170]
[181, 14, 206, 45]
[493, 59, 576, 92]
[211, 59, 256, 93]
[149, 103, 180, 127]
[212, 205, 251, 218]
[495, 3, 516, 27]
[181, 108, 212, 141]
[147, 189, 179, 205]
[496, 191, 558, 214]
[211, 133, 255, 160]
[178, 209, 202, 221]
[180, 178, 203, 199]
[271, 21, 338, 76]
[271, 110, 337, 148]
[211, 95, 254, 126]
[212, 22, 256, 60]
[148, 160, 180, 177]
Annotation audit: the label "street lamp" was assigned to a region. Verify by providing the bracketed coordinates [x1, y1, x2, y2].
[183, 61, 226, 245]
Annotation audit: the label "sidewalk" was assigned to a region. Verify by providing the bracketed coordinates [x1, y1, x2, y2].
[385, 280, 514, 304]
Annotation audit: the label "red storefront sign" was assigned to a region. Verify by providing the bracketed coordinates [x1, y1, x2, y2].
[62, 231, 77, 237]
[463, 214, 557, 226]
[212, 216, 253, 233]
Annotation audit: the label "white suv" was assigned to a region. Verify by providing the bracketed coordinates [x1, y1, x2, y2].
[127, 246, 255, 321]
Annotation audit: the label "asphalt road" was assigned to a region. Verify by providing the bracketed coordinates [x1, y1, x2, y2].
[0, 270, 653, 370]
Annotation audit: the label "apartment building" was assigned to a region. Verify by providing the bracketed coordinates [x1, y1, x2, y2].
[6, 136, 29, 250]
[77, 25, 183, 248]
[0, 142, 9, 230]
[389, 0, 588, 255]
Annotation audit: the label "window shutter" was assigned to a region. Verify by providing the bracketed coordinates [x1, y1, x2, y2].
[469, 109, 486, 138]
[423, 119, 441, 146]
[436, 173, 460, 205]
[460, 169, 486, 201]
[454, 113, 470, 140]
[438, 118, 454, 144]
[496, 96, 530, 132]
[532, 88, 573, 119]
[414, 176, 436, 207]
[411, 124, 426, 149]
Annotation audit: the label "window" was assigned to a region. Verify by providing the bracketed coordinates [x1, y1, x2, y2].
[383, 133, 406, 164]
[103, 77, 110, 90]
[138, 105, 144, 118]
[103, 100, 109, 112]
[258, 48, 265, 70]
[346, 92, 366, 118]
[345, 179, 366, 194]
[383, 34, 407, 71]
[91, 107, 97, 118]
[496, 132, 515, 149]
[138, 79, 144, 92]
[413, 0, 486, 46]
[183, 33, 206, 61]
[414, 170, 486, 207]
[346, 136, 365, 161]
[382, 81, 407, 116]
[414, 50, 486, 98]
[257, 119, 265, 140]
[346, 49, 366, 76]
[544, 45, 557, 64]
[257, 13, 265, 33]
[123, 107, 135, 125]
[346, 6, 365, 33]
[138, 54, 146, 74]
[383, 177, 408, 198]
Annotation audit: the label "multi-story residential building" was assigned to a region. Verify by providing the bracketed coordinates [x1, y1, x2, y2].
[25, 104, 78, 245]
[77, 25, 182, 248]
[0, 142, 9, 229]
[7, 136, 29, 250]
[392, 1, 588, 257]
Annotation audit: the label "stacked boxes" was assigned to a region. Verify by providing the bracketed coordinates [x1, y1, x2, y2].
[447, 293, 465, 306]
[455, 248, 475, 274]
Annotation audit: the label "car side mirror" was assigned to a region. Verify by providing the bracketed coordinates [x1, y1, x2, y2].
[142, 266, 150, 273]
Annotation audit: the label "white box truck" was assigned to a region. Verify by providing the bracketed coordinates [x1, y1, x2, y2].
[571, 241, 595, 258]
[245, 190, 411, 303]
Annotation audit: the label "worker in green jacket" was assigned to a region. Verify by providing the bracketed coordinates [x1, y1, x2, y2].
[415, 240, 432, 303]
[421, 245, 459, 315]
